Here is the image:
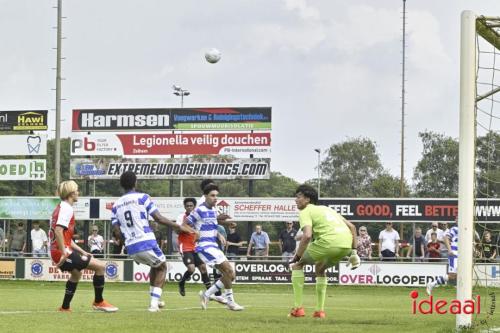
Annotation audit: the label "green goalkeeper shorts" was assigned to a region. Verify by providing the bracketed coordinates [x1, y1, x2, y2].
[301, 242, 351, 267]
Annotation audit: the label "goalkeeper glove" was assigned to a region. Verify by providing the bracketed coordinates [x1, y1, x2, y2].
[346, 249, 360, 270]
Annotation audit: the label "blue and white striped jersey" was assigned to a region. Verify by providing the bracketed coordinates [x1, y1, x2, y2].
[446, 226, 459, 252]
[186, 202, 219, 252]
[111, 192, 159, 255]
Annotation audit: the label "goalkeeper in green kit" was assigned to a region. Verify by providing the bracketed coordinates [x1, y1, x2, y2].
[288, 185, 360, 319]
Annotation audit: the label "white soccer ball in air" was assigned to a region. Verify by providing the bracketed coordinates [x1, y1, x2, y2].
[205, 48, 221, 64]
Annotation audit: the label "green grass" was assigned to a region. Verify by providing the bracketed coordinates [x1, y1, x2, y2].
[0, 281, 498, 333]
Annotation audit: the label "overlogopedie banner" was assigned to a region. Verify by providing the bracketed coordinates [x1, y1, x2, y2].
[70, 157, 270, 180]
[70, 132, 271, 157]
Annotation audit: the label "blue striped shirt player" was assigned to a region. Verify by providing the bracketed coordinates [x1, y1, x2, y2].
[426, 224, 478, 295]
[187, 183, 243, 311]
[112, 171, 189, 312]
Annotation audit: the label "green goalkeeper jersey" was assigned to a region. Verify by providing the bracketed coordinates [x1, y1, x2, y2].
[299, 204, 352, 248]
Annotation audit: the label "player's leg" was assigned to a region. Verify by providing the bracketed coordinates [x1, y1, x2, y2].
[86, 256, 118, 312]
[312, 247, 350, 319]
[288, 254, 310, 317]
[198, 262, 211, 290]
[131, 247, 166, 312]
[216, 260, 243, 310]
[179, 252, 196, 296]
[426, 255, 457, 295]
[60, 269, 81, 311]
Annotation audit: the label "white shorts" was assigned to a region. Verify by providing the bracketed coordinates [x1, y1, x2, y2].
[447, 255, 457, 274]
[130, 246, 166, 268]
[196, 246, 227, 267]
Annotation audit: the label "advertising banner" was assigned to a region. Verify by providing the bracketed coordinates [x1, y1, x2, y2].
[337, 262, 446, 287]
[473, 264, 500, 287]
[321, 198, 500, 223]
[234, 261, 338, 284]
[70, 132, 271, 157]
[133, 261, 233, 283]
[0, 134, 47, 156]
[25, 258, 124, 281]
[72, 108, 271, 132]
[170, 108, 271, 130]
[0, 197, 90, 220]
[0, 159, 46, 180]
[216, 198, 298, 221]
[0, 259, 15, 279]
[0, 110, 48, 131]
[70, 157, 270, 180]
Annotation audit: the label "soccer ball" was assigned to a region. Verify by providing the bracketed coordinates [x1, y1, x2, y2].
[205, 48, 221, 64]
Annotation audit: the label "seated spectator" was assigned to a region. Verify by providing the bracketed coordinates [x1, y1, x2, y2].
[246, 225, 270, 259]
[8, 222, 26, 257]
[356, 226, 372, 260]
[31, 221, 48, 257]
[226, 222, 243, 260]
[427, 232, 441, 261]
[378, 222, 399, 261]
[407, 227, 425, 262]
[481, 231, 497, 262]
[279, 222, 297, 261]
[88, 226, 105, 258]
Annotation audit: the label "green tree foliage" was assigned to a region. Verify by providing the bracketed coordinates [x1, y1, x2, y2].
[475, 131, 500, 198]
[319, 137, 405, 197]
[413, 131, 459, 197]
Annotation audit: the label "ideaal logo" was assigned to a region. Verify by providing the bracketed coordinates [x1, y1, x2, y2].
[410, 290, 480, 315]
[105, 262, 119, 280]
[30, 260, 44, 278]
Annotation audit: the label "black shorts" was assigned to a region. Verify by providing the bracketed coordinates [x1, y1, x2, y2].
[59, 251, 91, 272]
[182, 251, 203, 267]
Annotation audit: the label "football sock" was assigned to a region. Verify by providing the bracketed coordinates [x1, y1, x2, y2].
[204, 279, 224, 297]
[315, 276, 327, 311]
[224, 289, 234, 303]
[201, 272, 211, 289]
[292, 270, 305, 308]
[62, 280, 78, 309]
[150, 287, 162, 308]
[432, 275, 448, 287]
[93, 275, 105, 303]
[180, 270, 193, 284]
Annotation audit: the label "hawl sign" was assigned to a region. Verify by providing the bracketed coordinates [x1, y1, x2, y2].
[410, 290, 480, 315]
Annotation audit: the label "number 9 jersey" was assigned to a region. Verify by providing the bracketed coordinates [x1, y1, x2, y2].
[111, 192, 159, 255]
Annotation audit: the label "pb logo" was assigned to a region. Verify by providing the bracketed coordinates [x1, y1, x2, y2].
[105, 262, 119, 279]
[71, 137, 96, 153]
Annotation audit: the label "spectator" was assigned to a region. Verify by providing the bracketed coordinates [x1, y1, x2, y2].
[8, 222, 26, 257]
[427, 232, 441, 261]
[481, 231, 497, 262]
[356, 226, 372, 260]
[279, 222, 297, 261]
[408, 227, 425, 262]
[110, 234, 123, 258]
[246, 224, 270, 259]
[425, 222, 443, 244]
[88, 226, 105, 258]
[226, 222, 243, 260]
[439, 222, 450, 259]
[151, 221, 165, 252]
[0, 225, 4, 254]
[378, 222, 399, 261]
[31, 221, 48, 257]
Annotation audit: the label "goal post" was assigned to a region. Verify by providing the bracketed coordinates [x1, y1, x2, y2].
[457, 10, 476, 330]
[458, 11, 500, 330]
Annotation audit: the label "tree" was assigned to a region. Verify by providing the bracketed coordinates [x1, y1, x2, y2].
[320, 137, 384, 197]
[476, 131, 500, 198]
[413, 131, 459, 197]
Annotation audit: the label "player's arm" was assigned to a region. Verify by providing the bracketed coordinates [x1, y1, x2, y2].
[342, 219, 358, 250]
[444, 235, 453, 254]
[152, 210, 193, 234]
[70, 238, 90, 256]
[218, 232, 227, 248]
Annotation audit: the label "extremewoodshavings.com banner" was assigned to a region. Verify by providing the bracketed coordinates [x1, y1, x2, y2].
[70, 157, 270, 180]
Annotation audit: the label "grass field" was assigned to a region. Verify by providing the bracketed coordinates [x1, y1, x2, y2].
[0, 280, 498, 333]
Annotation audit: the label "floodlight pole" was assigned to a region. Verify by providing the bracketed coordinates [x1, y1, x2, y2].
[54, 0, 63, 187]
[457, 10, 476, 330]
[172, 85, 190, 197]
